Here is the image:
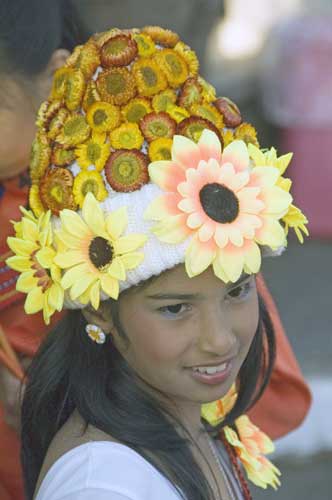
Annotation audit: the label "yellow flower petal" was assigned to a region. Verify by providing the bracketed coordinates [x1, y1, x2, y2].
[120, 252, 144, 270]
[255, 217, 286, 249]
[100, 274, 119, 299]
[70, 275, 96, 300]
[152, 214, 191, 244]
[22, 217, 39, 242]
[251, 166, 280, 188]
[60, 209, 90, 240]
[185, 236, 216, 277]
[16, 271, 37, 293]
[6, 237, 38, 257]
[88, 281, 101, 310]
[222, 140, 250, 172]
[212, 257, 230, 283]
[107, 257, 126, 280]
[54, 250, 86, 269]
[61, 263, 91, 289]
[6, 255, 31, 272]
[48, 283, 64, 311]
[243, 242, 261, 274]
[248, 143, 265, 166]
[114, 234, 147, 254]
[35, 247, 56, 269]
[261, 187, 292, 216]
[215, 248, 244, 283]
[106, 207, 128, 240]
[24, 287, 44, 314]
[82, 192, 107, 236]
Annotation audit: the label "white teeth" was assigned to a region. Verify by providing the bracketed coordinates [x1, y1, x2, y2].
[192, 362, 227, 375]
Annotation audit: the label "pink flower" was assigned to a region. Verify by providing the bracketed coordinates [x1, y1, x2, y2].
[145, 130, 292, 282]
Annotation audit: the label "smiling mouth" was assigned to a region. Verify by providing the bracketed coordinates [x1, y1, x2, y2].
[191, 362, 228, 375]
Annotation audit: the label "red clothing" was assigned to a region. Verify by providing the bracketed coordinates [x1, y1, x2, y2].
[249, 275, 312, 438]
[0, 174, 311, 500]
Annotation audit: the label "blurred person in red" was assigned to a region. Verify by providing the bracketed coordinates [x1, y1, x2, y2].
[0, 2, 310, 500]
[0, 1, 88, 498]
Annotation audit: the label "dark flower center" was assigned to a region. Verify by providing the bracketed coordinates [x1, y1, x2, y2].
[199, 183, 239, 223]
[89, 236, 114, 269]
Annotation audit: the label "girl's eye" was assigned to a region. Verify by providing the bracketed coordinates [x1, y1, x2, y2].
[227, 281, 253, 301]
[158, 303, 190, 318]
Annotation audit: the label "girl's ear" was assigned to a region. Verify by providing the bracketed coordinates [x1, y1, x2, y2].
[82, 301, 115, 335]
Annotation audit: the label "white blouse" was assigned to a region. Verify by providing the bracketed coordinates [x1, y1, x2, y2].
[35, 441, 181, 500]
[35, 439, 244, 499]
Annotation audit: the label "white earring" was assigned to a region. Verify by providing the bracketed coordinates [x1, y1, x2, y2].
[85, 324, 106, 344]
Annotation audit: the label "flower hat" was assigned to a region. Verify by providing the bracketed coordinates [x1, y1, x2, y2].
[5, 26, 308, 489]
[6, 25, 308, 322]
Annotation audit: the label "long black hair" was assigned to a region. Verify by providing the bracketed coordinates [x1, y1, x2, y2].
[0, 0, 88, 78]
[21, 289, 276, 500]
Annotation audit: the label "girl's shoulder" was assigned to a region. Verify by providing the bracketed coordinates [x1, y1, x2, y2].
[35, 441, 180, 500]
[35, 412, 180, 500]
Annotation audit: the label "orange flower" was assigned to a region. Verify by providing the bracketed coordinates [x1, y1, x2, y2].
[201, 384, 237, 426]
[224, 418, 281, 490]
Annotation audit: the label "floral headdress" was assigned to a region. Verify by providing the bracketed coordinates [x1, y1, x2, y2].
[6, 26, 308, 490]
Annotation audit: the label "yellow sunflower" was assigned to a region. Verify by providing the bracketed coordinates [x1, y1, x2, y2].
[121, 97, 152, 123]
[75, 132, 110, 171]
[142, 26, 179, 48]
[132, 58, 168, 97]
[50, 67, 71, 101]
[133, 33, 156, 57]
[152, 89, 177, 112]
[234, 122, 259, 147]
[96, 67, 137, 106]
[153, 49, 189, 87]
[148, 137, 173, 161]
[55, 113, 91, 148]
[6, 210, 64, 324]
[82, 81, 101, 112]
[248, 143, 309, 242]
[64, 69, 86, 111]
[174, 41, 199, 76]
[54, 193, 147, 308]
[166, 104, 190, 123]
[110, 123, 144, 150]
[86, 101, 121, 133]
[73, 170, 108, 208]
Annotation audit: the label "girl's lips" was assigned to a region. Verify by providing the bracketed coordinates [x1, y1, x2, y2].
[188, 360, 233, 386]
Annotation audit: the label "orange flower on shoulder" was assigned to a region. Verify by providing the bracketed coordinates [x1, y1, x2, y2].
[224, 415, 281, 490]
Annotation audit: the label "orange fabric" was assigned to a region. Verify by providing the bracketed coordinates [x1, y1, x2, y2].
[0, 174, 62, 500]
[0, 175, 311, 499]
[249, 274, 312, 439]
[0, 406, 24, 500]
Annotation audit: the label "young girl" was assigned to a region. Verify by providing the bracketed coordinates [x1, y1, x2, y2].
[0, 1, 88, 498]
[7, 25, 309, 500]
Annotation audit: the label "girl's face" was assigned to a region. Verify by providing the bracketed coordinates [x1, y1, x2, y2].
[115, 265, 259, 408]
[0, 50, 69, 181]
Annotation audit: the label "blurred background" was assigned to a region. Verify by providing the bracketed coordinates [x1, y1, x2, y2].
[77, 1, 332, 498]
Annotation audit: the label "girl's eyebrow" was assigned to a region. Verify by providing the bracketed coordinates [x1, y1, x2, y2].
[146, 292, 205, 301]
[146, 273, 251, 301]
